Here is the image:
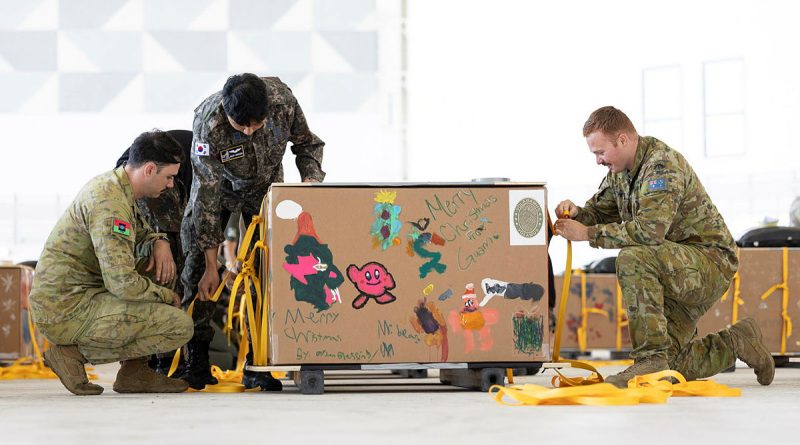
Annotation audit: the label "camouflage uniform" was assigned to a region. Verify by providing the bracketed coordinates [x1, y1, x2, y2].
[576, 136, 739, 380]
[181, 77, 325, 344]
[117, 129, 194, 297]
[29, 167, 194, 364]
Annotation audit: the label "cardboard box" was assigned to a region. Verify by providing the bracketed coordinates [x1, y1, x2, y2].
[263, 184, 550, 365]
[549, 248, 800, 356]
[553, 273, 630, 352]
[730, 248, 800, 354]
[0, 265, 36, 360]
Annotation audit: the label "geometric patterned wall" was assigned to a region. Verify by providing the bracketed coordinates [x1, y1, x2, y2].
[0, 0, 401, 262]
[0, 0, 381, 113]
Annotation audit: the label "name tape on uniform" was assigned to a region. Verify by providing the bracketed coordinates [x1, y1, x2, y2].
[221, 145, 245, 163]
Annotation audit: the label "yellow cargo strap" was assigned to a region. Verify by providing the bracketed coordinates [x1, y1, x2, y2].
[758, 247, 792, 354]
[1, 308, 97, 381]
[573, 269, 609, 353]
[720, 248, 743, 324]
[490, 369, 741, 406]
[490, 210, 741, 405]
[169, 209, 278, 392]
[549, 213, 604, 387]
[720, 271, 742, 324]
[615, 283, 629, 351]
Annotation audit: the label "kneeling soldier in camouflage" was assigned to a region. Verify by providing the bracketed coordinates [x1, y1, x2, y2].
[555, 106, 774, 388]
[30, 130, 194, 395]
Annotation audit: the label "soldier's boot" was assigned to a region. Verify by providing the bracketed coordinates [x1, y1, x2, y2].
[179, 339, 218, 390]
[241, 361, 283, 391]
[42, 344, 104, 396]
[729, 318, 775, 385]
[603, 356, 669, 389]
[113, 357, 189, 393]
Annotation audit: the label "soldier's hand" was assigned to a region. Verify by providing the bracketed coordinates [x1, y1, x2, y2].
[198, 267, 220, 301]
[303, 177, 320, 183]
[555, 200, 579, 219]
[554, 218, 590, 241]
[147, 239, 176, 285]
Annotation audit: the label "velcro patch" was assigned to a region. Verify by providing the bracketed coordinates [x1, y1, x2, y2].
[194, 143, 209, 156]
[220, 145, 245, 163]
[112, 219, 131, 236]
[648, 178, 667, 191]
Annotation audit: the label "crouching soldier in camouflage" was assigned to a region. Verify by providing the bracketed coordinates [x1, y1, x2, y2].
[117, 129, 193, 374]
[30, 131, 194, 395]
[555, 106, 774, 388]
[181, 73, 325, 390]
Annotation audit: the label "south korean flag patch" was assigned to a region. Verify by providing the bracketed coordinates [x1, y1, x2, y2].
[194, 142, 210, 157]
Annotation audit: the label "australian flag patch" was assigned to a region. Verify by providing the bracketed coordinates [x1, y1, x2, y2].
[647, 178, 667, 191]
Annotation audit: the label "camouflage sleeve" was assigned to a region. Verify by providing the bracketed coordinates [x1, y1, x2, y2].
[87, 200, 172, 304]
[288, 97, 326, 182]
[190, 131, 226, 251]
[576, 176, 621, 226]
[589, 162, 683, 248]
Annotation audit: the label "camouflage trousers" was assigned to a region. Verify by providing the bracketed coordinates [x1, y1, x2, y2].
[36, 244, 193, 365]
[616, 241, 737, 380]
[181, 209, 249, 344]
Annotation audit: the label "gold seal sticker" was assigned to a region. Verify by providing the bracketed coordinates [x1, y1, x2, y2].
[513, 198, 543, 238]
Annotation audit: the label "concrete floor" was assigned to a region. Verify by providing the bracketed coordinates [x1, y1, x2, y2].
[1, 361, 798, 445]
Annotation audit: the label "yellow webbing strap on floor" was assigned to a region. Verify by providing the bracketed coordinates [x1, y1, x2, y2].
[758, 247, 792, 354]
[1, 308, 98, 380]
[490, 382, 670, 406]
[628, 370, 741, 397]
[490, 369, 741, 406]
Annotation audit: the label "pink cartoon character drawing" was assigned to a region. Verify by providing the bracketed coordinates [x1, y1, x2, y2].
[448, 283, 498, 353]
[347, 262, 396, 309]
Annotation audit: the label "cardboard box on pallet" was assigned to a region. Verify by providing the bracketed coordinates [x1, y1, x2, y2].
[732, 248, 800, 355]
[554, 273, 630, 352]
[262, 184, 550, 365]
[0, 265, 36, 360]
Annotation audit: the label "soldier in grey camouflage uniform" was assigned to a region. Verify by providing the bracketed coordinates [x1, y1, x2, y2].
[30, 131, 194, 395]
[117, 129, 193, 373]
[180, 73, 325, 390]
[555, 106, 774, 388]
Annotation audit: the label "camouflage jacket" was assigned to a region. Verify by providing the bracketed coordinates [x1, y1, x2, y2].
[188, 77, 325, 250]
[30, 167, 174, 324]
[576, 136, 738, 274]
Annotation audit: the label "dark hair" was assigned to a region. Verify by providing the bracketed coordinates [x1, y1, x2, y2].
[127, 130, 185, 168]
[222, 73, 269, 126]
[582, 106, 637, 138]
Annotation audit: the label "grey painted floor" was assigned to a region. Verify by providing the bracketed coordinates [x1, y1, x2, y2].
[1, 361, 798, 445]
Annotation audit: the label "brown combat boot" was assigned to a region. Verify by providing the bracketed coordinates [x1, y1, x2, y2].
[42, 344, 104, 396]
[604, 356, 669, 388]
[113, 357, 190, 393]
[729, 318, 775, 385]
